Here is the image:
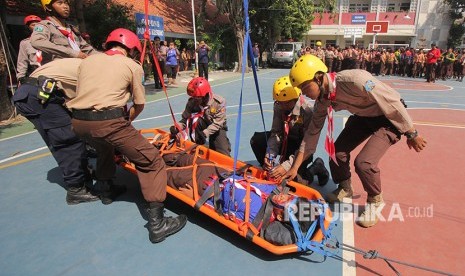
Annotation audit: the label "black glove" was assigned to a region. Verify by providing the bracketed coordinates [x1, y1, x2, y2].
[170, 125, 179, 135]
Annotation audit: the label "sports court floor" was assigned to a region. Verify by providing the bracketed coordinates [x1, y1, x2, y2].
[0, 69, 463, 275]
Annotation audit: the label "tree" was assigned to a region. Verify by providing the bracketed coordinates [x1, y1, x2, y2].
[82, 0, 135, 49]
[444, 0, 465, 48]
[0, 0, 15, 121]
[215, 0, 246, 72]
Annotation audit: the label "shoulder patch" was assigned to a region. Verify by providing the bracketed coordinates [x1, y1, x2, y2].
[364, 80, 375, 93]
[34, 25, 44, 32]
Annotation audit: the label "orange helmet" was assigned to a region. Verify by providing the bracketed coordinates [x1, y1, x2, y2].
[105, 28, 142, 53]
[187, 77, 212, 99]
[24, 15, 41, 25]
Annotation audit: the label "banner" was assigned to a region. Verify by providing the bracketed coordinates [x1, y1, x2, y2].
[135, 12, 164, 40]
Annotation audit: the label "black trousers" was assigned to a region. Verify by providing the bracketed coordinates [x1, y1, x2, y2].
[250, 131, 312, 175]
[12, 84, 88, 188]
[198, 63, 209, 80]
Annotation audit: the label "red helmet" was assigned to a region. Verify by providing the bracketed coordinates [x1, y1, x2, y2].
[24, 15, 41, 25]
[105, 28, 142, 53]
[187, 77, 212, 98]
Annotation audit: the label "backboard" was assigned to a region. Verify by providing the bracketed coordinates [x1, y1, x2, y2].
[365, 21, 389, 34]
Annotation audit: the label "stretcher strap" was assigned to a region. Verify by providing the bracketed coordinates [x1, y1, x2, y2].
[287, 198, 335, 256]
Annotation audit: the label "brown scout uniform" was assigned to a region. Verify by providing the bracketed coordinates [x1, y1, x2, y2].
[67, 53, 167, 203]
[30, 19, 96, 65]
[180, 94, 231, 156]
[267, 97, 313, 171]
[29, 58, 81, 100]
[300, 69, 414, 196]
[16, 38, 41, 79]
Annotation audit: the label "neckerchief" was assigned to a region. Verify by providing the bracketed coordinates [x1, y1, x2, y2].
[185, 105, 208, 141]
[279, 95, 305, 163]
[325, 73, 338, 165]
[280, 113, 293, 163]
[46, 17, 80, 51]
[35, 50, 42, 65]
[105, 49, 124, 56]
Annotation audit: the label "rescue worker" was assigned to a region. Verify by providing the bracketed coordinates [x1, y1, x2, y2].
[31, 0, 96, 65]
[17, 15, 42, 83]
[12, 58, 99, 205]
[284, 54, 427, 228]
[170, 77, 231, 156]
[67, 28, 187, 243]
[314, 41, 325, 63]
[250, 76, 329, 185]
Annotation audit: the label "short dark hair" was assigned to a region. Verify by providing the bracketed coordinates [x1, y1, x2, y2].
[154, 36, 160, 41]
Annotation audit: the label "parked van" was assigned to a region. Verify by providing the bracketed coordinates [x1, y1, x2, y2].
[270, 42, 303, 67]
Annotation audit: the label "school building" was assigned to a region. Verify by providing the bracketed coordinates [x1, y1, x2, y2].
[304, 0, 455, 49]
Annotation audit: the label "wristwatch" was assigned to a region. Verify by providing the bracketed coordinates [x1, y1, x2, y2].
[405, 130, 418, 140]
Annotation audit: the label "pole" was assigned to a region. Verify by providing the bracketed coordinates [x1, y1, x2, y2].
[191, 0, 198, 73]
[372, 32, 377, 49]
[352, 34, 356, 46]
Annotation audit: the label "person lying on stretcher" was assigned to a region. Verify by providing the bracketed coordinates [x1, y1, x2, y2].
[159, 145, 322, 246]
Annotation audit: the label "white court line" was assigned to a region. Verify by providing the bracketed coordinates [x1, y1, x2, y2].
[342, 198, 356, 276]
[341, 116, 356, 276]
[0, 146, 48, 164]
[0, 130, 37, 142]
[145, 71, 278, 104]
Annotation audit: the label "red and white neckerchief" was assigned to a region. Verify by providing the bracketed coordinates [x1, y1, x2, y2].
[279, 95, 305, 162]
[325, 73, 338, 165]
[47, 17, 80, 51]
[35, 50, 42, 66]
[185, 106, 208, 141]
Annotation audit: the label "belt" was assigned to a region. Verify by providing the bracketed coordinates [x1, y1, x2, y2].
[72, 108, 125, 121]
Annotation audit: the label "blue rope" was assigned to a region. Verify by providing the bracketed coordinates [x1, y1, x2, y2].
[228, 0, 250, 216]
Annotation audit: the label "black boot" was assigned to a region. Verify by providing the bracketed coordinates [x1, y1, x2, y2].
[66, 184, 100, 205]
[95, 180, 127, 205]
[147, 202, 187, 243]
[306, 158, 330, 186]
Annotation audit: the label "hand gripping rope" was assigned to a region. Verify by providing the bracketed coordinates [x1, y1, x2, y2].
[139, 0, 184, 134]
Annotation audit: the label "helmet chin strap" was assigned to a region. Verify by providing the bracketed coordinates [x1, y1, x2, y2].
[316, 74, 326, 101]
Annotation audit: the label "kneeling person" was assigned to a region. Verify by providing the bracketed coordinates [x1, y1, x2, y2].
[250, 76, 328, 185]
[171, 77, 231, 156]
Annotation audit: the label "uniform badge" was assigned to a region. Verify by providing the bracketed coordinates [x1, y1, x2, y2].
[210, 107, 217, 113]
[34, 26, 44, 32]
[364, 80, 375, 93]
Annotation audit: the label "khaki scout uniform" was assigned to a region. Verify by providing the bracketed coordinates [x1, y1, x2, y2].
[251, 96, 313, 171]
[180, 94, 231, 156]
[16, 37, 41, 79]
[300, 69, 414, 196]
[68, 53, 167, 203]
[12, 58, 90, 188]
[30, 19, 96, 65]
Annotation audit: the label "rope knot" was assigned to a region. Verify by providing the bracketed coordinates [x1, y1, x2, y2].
[364, 250, 379, 259]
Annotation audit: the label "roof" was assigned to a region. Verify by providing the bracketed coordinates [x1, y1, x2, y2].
[5, 0, 228, 35]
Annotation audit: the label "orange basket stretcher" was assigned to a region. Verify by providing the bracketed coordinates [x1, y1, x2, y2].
[116, 128, 334, 255]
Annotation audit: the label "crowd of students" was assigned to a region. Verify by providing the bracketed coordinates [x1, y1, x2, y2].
[296, 42, 465, 82]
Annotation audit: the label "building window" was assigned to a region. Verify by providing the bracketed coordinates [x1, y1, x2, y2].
[349, 3, 369, 12]
[387, 3, 395, 12]
[400, 3, 410, 11]
[326, 40, 336, 47]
